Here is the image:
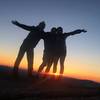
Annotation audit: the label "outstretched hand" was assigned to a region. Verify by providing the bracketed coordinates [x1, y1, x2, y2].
[81, 29, 87, 33]
[11, 20, 19, 25]
[75, 29, 87, 33]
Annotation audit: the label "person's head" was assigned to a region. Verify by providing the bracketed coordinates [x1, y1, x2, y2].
[38, 21, 46, 30]
[57, 27, 63, 34]
[51, 27, 57, 34]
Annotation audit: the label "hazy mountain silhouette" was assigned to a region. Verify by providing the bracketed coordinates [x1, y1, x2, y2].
[0, 65, 100, 100]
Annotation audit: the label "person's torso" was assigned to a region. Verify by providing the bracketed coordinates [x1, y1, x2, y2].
[43, 32, 56, 53]
[24, 27, 44, 47]
[54, 34, 66, 56]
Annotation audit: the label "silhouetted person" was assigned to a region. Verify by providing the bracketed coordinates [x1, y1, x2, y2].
[52, 27, 87, 75]
[38, 27, 57, 73]
[12, 20, 45, 76]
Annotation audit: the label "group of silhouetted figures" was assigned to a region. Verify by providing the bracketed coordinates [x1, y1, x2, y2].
[12, 20, 87, 77]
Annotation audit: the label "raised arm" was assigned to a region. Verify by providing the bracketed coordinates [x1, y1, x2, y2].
[64, 29, 87, 38]
[11, 20, 35, 31]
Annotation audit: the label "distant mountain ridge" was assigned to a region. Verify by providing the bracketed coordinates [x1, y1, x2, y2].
[0, 65, 100, 99]
[0, 65, 100, 88]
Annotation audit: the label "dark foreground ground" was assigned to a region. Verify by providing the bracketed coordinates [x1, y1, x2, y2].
[0, 65, 100, 100]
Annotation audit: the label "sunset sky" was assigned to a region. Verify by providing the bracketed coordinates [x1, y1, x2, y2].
[0, 0, 100, 82]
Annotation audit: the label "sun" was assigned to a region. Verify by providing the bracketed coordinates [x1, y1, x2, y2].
[54, 73, 60, 76]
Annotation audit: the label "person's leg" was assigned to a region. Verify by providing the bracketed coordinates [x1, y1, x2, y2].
[45, 58, 53, 73]
[53, 57, 59, 73]
[38, 61, 46, 73]
[26, 48, 33, 76]
[13, 45, 25, 75]
[38, 52, 47, 73]
[60, 56, 66, 75]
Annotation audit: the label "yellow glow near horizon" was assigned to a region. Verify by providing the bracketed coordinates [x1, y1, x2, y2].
[0, 51, 100, 83]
